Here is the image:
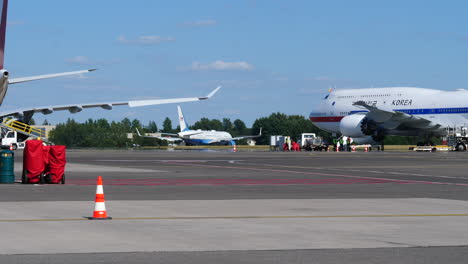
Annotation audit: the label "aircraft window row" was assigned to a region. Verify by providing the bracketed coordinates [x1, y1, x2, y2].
[440, 108, 466, 113]
[360, 94, 391, 98]
[339, 111, 350, 115]
[337, 96, 355, 99]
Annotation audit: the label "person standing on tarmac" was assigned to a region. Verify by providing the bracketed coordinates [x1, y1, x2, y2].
[346, 137, 351, 151]
[339, 137, 344, 151]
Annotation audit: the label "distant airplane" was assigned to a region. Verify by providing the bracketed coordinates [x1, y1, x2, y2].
[309, 87, 468, 146]
[136, 105, 262, 146]
[0, 0, 220, 125]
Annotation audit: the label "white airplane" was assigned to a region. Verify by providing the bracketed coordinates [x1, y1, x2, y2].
[136, 105, 262, 145]
[0, 0, 220, 125]
[309, 87, 468, 145]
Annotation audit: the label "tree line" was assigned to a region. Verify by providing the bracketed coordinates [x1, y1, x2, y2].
[48, 113, 424, 148]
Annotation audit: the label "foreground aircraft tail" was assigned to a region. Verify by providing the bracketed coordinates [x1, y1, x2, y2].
[177, 105, 190, 132]
[0, 0, 8, 70]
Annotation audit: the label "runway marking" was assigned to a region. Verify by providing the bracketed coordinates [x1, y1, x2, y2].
[165, 162, 468, 187]
[1, 214, 467, 222]
[237, 162, 468, 181]
[96, 160, 243, 163]
[67, 178, 398, 186]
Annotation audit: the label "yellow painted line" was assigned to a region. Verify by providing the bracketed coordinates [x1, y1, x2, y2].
[1, 214, 467, 222]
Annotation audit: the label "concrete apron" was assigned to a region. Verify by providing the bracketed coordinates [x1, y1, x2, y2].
[0, 198, 467, 254]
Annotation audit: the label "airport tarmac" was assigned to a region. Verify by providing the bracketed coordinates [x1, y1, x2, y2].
[2, 149, 468, 263]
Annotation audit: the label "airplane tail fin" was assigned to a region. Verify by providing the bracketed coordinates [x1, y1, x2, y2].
[177, 105, 189, 132]
[0, 0, 8, 69]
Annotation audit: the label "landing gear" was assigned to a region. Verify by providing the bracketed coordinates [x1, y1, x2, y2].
[455, 143, 466, 151]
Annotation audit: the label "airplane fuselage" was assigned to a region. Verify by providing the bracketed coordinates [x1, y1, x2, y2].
[310, 87, 468, 139]
[178, 130, 234, 145]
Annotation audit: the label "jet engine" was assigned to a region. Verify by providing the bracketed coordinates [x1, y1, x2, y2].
[0, 69, 9, 105]
[339, 114, 386, 142]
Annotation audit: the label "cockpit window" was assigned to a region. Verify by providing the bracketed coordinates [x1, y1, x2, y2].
[324, 95, 329, 100]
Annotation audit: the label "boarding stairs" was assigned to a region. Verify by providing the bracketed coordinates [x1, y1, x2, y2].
[0, 119, 46, 140]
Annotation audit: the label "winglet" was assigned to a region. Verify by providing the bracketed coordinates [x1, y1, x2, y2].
[200, 86, 221, 100]
[135, 128, 142, 137]
[259, 127, 263, 136]
[88, 69, 97, 72]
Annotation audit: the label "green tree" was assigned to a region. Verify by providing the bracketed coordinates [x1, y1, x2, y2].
[232, 119, 248, 136]
[162, 117, 173, 133]
[222, 118, 233, 133]
[146, 121, 158, 133]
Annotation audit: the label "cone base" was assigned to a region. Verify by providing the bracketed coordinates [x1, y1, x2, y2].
[87, 216, 112, 220]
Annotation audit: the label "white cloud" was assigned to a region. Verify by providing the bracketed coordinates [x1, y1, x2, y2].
[67, 56, 91, 65]
[118, 35, 175, 45]
[7, 21, 24, 26]
[191, 60, 254, 71]
[66, 56, 121, 66]
[182, 19, 217, 27]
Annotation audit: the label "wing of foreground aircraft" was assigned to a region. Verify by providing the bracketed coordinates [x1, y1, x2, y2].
[8, 69, 96, 84]
[0, 86, 221, 123]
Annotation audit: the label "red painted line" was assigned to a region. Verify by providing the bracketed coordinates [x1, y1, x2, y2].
[310, 116, 344, 122]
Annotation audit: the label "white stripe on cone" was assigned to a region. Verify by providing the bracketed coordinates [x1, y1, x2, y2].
[94, 202, 106, 211]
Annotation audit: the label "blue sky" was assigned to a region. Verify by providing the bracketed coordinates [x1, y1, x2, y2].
[2, 0, 468, 127]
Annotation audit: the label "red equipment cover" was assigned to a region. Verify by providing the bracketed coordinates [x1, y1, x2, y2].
[23, 140, 45, 183]
[48, 145, 66, 184]
[42, 145, 50, 173]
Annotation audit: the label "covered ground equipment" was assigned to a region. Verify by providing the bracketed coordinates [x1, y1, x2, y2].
[22, 140, 66, 184]
[45, 145, 66, 184]
[22, 140, 45, 184]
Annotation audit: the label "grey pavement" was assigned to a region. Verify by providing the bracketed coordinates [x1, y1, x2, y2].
[2, 149, 468, 263]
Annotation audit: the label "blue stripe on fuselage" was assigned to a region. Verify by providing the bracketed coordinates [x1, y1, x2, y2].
[185, 138, 231, 146]
[349, 107, 468, 115]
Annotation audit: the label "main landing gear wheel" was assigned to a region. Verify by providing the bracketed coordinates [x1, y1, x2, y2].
[455, 143, 466, 151]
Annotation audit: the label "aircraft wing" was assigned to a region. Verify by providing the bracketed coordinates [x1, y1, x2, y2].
[135, 128, 181, 142]
[0, 87, 221, 122]
[352, 101, 439, 130]
[206, 128, 263, 144]
[157, 137, 183, 142]
[8, 69, 96, 84]
[229, 128, 263, 141]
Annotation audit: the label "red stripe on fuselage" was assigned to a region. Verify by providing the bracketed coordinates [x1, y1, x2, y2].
[310, 116, 344, 122]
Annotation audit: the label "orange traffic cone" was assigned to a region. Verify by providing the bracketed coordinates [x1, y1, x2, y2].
[364, 146, 368, 152]
[351, 145, 356, 152]
[89, 176, 112, 220]
[233, 144, 237, 152]
[9, 144, 13, 151]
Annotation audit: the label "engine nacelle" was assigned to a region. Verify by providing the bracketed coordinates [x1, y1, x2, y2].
[0, 69, 9, 105]
[339, 115, 368, 138]
[340, 114, 386, 142]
